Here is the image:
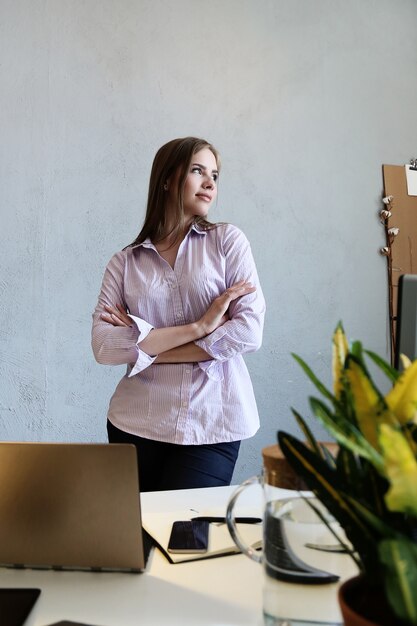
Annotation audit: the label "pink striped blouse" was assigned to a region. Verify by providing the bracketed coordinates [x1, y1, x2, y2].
[91, 222, 265, 445]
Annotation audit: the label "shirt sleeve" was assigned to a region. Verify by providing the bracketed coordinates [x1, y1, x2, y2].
[91, 251, 157, 374]
[195, 225, 266, 375]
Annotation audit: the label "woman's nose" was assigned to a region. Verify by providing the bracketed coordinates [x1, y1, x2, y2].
[202, 177, 214, 189]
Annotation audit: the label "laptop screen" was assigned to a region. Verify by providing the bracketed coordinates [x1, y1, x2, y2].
[0, 442, 148, 572]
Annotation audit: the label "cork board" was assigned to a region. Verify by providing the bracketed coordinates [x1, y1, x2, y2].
[382, 165, 417, 363]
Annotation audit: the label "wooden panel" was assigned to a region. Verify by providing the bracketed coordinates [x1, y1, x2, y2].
[382, 165, 417, 362]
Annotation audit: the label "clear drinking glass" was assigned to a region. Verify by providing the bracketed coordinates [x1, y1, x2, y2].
[226, 475, 356, 625]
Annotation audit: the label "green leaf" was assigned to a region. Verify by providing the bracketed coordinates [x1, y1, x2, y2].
[347, 497, 398, 539]
[360, 461, 389, 519]
[365, 349, 400, 383]
[350, 340, 364, 362]
[385, 358, 417, 425]
[344, 355, 393, 450]
[302, 494, 357, 558]
[319, 442, 337, 469]
[336, 448, 361, 494]
[379, 538, 417, 624]
[379, 424, 417, 516]
[291, 408, 324, 459]
[277, 431, 382, 572]
[291, 353, 336, 404]
[332, 323, 349, 400]
[309, 397, 385, 472]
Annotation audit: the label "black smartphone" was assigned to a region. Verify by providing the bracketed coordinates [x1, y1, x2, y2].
[167, 520, 210, 554]
[0, 588, 41, 626]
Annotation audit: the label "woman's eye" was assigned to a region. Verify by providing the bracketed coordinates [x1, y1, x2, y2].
[190, 166, 218, 182]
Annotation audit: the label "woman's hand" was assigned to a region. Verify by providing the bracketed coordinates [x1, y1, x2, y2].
[100, 304, 132, 327]
[198, 280, 256, 335]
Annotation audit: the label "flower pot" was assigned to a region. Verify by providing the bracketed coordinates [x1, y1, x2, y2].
[338, 575, 405, 626]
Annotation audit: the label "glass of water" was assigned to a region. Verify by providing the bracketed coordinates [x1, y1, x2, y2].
[226, 475, 357, 625]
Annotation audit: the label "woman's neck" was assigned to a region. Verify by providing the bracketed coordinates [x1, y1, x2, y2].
[154, 234, 183, 269]
[155, 218, 193, 249]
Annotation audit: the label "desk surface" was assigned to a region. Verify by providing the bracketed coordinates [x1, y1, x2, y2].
[0, 485, 357, 626]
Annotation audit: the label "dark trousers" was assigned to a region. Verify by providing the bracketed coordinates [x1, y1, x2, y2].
[107, 420, 241, 492]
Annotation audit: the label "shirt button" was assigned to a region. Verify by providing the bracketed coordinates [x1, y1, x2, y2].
[182, 402, 187, 407]
[185, 369, 191, 374]
[172, 284, 178, 289]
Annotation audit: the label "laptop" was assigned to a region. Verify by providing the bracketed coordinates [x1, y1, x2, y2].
[0, 442, 152, 572]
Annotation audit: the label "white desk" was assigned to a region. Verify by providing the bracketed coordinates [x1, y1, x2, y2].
[0, 485, 356, 626]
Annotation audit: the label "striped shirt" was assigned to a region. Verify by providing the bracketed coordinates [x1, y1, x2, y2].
[91, 222, 265, 445]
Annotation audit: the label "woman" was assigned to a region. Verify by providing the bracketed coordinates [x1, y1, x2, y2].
[92, 137, 265, 491]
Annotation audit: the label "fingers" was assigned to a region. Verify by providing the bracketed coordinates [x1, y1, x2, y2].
[101, 304, 131, 327]
[223, 281, 256, 301]
[116, 303, 128, 316]
[200, 281, 255, 335]
[100, 312, 128, 327]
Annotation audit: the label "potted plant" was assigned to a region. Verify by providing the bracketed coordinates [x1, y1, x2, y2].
[278, 323, 417, 626]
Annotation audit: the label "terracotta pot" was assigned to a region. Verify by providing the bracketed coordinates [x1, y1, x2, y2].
[338, 575, 405, 626]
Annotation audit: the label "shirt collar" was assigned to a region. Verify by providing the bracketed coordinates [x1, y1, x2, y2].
[131, 222, 208, 249]
[190, 222, 208, 235]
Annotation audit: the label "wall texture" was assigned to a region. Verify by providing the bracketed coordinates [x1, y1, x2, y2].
[1, 0, 417, 481]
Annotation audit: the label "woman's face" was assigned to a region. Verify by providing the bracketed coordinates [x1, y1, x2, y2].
[182, 148, 218, 221]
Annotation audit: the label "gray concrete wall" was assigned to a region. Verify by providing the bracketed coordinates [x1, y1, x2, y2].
[1, 0, 417, 481]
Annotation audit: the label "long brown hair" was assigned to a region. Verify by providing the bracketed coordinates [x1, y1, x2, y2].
[128, 137, 221, 247]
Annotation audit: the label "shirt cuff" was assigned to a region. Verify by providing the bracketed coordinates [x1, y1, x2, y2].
[127, 314, 157, 376]
[195, 325, 228, 360]
[195, 326, 229, 381]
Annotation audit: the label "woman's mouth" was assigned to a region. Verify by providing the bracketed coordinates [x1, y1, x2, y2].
[196, 193, 212, 202]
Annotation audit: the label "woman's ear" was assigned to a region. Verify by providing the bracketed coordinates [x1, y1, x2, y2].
[164, 169, 179, 194]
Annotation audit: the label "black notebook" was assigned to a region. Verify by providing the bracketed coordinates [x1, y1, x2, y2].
[142, 510, 262, 563]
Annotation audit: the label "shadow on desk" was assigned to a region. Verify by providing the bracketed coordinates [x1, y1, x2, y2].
[4, 557, 262, 626]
